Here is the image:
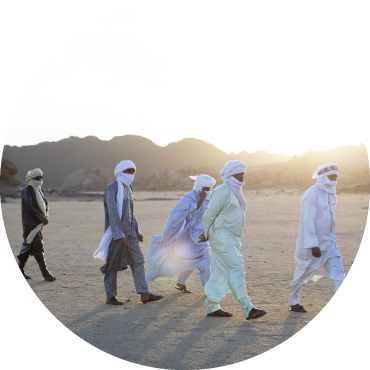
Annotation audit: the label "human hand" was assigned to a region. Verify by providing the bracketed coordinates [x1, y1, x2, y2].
[198, 233, 208, 243]
[199, 189, 207, 201]
[42, 218, 49, 225]
[117, 238, 128, 247]
[138, 233, 144, 242]
[311, 247, 321, 258]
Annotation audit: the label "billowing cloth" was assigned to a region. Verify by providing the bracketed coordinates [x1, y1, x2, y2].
[93, 161, 136, 260]
[146, 189, 212, 282]
[24, 169, 48, 244]
[220, 160, 247, 211]
[189, 174, 216, 200]
[290, 184, 345, 290]
[26, 168, 43, 182]
[203, 184, 254, 318]
[313, 162, 339, 194]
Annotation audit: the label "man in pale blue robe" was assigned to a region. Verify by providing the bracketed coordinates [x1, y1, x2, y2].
[199, 160, 267, 320]
[289, 163, 345, 312]
[146, 174, 216, 293]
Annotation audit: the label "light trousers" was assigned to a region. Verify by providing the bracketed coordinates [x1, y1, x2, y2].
[177, 266, 211, 287]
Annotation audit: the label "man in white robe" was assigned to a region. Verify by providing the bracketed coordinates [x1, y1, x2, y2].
[289, 163, 345, 312]
[199, 161, 267, 320]
[146, 174, 216, 293]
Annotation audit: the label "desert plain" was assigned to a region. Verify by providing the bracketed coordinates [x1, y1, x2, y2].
[1, 190, 369, 369]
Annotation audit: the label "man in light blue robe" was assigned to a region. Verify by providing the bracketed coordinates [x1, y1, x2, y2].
[199, 160, 267, 320]
[146, 174, 216, 293]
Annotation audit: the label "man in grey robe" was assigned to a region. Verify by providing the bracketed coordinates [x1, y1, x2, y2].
[93, 160, 163, 305]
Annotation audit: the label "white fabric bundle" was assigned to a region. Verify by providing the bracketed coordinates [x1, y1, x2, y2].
[25, 169, 49, 244]
[312, 162, 339, 194]
[93, 160, 135, 260]
[220, 160, 247, 211]
[189, 174, 216, 200]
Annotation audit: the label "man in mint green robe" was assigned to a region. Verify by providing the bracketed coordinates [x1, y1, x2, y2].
[199, 160, 267, 320]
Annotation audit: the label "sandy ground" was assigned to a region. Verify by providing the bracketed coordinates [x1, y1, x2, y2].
[2, 191, 369, 369]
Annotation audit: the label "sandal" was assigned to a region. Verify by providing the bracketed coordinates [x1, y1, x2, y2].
[175, 284, 192, 293]
[207, 309, 233, 317]
[290, 304, 307, 312]
[142, 293, 164, 304]
[246, 308, 267, 320]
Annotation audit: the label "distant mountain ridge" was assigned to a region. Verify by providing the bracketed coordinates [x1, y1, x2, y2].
[2, 135, 292, 188]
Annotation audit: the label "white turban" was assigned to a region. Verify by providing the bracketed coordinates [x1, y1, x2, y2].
[114, 160, 136, 177]
[189, 174, 216, 192]
[220, 160, 247, 181]
[312, 162, 339, 179]
[26, 168, 43, 182]
[313, 162, 339, 194]
[220, 160, 247, 211]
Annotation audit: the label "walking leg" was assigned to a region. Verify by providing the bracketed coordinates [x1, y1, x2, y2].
[177, 270, 193, 285]
[130, 263, 149, 294]
[33, 251, 53, 280]
[199, 266, 211, 287]
[17, 247, 31, 279]
[104, 270, 117, 300]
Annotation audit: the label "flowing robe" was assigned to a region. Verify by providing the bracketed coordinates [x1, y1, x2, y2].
[291, 185, 344, 285]
[100, 181, 144, 274]
[203, 184, 253, 316]
[19, 185, 48, 255]
[146, 190, 211, 281]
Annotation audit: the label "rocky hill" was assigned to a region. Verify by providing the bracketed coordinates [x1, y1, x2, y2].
[2, 135, 292, 188]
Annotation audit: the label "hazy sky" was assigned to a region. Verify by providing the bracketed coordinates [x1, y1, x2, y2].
[5, 2, 369, 155]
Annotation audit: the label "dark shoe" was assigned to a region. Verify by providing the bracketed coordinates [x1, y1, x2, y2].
[106, 297, 124, 305]
[44, 275, 56, 282]
[142, 293, 164, 304]
[23, 273, 32, 280]
[246, 308, 267, 320]
[207, 309, 233, 317]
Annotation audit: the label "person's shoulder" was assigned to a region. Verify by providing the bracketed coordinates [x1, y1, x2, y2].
[301, 185, 319, 202]
[21, 185, 32, 195]
[186, 190, 198, 200]
[213, 184, 228, 194]
[105, 181, 117, 192]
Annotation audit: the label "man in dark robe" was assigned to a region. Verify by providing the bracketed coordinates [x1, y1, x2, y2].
[17, 168, 56, 281]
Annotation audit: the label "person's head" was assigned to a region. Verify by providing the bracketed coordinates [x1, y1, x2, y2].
[220, 160, 247, 184]
[123, 168, 136, 175]
[26, 168, 43, 183]
[232, 172, 245, 183]
[312, 163, 339, 182]
[189, 174, 216, 194]
[114, 160, 136, 178]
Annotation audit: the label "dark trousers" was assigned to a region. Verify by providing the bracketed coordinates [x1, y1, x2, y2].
[17, 242, 52, 278]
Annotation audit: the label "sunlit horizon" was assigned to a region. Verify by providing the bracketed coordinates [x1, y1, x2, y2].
[3, 2, 368, 158]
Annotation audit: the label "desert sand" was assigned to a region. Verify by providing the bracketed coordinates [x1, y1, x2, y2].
[2, 191, 369, 369]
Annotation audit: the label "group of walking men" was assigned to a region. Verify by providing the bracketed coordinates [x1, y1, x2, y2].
[18, 159, 345, 317]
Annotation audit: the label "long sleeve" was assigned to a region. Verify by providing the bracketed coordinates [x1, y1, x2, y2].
[106, 185, 125, 241]
[22, 191, 45, 223]
[188, 203, 200, 220]
[301, 193, 319, 249]
[203, 187, 227, 239]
